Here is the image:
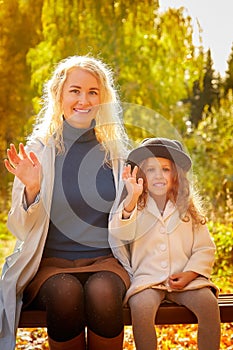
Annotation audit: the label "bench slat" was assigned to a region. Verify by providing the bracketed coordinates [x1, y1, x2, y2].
[18, 294, 233, 328]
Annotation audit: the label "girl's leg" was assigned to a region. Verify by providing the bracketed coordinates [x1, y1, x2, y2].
[128, 289, 165, 350]
[84, 271, 126, 350]
[168, 288, 221, 350]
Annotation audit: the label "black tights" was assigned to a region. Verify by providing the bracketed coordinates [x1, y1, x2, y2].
[31, 271, 126, 342]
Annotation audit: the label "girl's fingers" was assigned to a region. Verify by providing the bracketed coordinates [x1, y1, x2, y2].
[131, 165, 138, 178]
[138, 178, 143, 186]
[122, 164, 131, 179]
[122, 166, 128, 180]
[126, 164, 131, 175]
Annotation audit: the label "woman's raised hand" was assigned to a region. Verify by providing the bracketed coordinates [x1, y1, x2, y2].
[4, 143, 42, 205]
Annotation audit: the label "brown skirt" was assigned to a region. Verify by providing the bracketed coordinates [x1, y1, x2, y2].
[23, 254, 130, 308]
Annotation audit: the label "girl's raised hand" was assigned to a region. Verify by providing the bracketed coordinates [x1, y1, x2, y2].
[122, 164, 143, 212]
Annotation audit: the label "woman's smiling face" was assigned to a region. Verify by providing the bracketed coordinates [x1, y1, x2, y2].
[62, 67, 101, 128]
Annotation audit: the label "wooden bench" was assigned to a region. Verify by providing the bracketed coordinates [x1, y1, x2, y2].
[19, 293, 233, 328]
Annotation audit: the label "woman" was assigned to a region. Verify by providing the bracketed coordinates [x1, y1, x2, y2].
[1, 55, 130, 350]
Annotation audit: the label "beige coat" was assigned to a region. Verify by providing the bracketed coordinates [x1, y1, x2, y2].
[0, 138, 124, 349]
[109, 195, 218, 304]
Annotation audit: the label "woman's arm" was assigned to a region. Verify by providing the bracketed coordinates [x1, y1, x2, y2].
[5, 142, 46, 241]
[5, 143, 41, 206]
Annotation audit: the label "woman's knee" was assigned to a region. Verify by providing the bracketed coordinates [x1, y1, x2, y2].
[84, 271, 126, 306]
[38, 273, 84, 308]
[84, 271, 125, 337]
[37, 274, 85, 341]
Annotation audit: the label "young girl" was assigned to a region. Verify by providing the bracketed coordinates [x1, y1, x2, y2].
[109, 137, 221, 350]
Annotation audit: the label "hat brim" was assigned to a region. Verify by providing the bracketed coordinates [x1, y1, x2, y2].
[127, 144, 192, 171]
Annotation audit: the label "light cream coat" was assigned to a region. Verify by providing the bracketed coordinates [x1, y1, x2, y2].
[0, 138, 124, 349]
[109, 195, 218, 304]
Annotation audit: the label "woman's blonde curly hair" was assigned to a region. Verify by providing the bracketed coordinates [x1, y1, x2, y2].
[28, 55, 129, 162]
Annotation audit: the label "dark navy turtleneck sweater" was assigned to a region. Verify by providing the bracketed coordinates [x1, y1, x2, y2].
[43, 121, 116, 260]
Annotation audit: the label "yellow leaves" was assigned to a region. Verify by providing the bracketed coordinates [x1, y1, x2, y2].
[16, 328, 49, 349]
[16, 323, 233, 349]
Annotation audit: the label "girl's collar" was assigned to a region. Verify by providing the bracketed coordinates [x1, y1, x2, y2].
[146, 196, 176, 218]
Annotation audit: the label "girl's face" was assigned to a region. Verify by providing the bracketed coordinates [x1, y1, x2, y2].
[61, 67, 101, 128]
[142, 157, 173, 199]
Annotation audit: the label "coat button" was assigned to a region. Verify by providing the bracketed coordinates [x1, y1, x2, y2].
[161, 261, 168, 268]
[159, 227, 166, 234]
[160, 244, 167, 251]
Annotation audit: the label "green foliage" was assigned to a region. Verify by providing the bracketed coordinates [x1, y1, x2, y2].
[224, 43, 233, 95]
[209, 221, 233, 292]
[0, 0, 43, 206]
[0, 213, 10, 240]
[26, 1, 204, 124]
[185, 91, 233, 221]
[188, 49, 220, 126]
[0, 0, 232, 226]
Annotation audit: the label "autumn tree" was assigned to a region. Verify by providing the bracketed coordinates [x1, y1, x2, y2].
[223, 43, 233, 95]
[186, 91, 233, 221]
[2, 0, 228, 216]
[188, 49, 220, 126]
[0, 0, 43, 208]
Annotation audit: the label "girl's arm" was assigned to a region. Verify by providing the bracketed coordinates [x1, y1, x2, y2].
[168, 222, 216, 290]
[183, 223, 216, 278]
[122, 164, 143, 218]
[109, 165, 143, 241]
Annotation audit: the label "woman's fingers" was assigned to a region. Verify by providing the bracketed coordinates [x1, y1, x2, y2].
[4, 159, 15, 174]
[7, 143, 26, 167]
[19, 142, 28, 159]
[6, 148, 18, 168]
[5, 143, 38, 173]
[29, 151, 40, 166]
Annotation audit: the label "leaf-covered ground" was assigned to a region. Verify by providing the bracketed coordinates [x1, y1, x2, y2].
[16, 323, 233, 349]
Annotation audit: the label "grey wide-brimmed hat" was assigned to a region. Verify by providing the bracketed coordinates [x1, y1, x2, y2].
[127, 137, 192, 171]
